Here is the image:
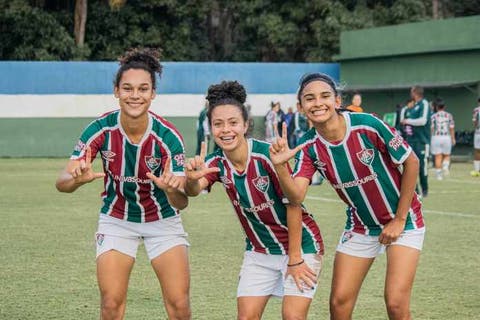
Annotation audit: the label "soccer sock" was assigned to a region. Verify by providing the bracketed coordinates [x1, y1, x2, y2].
[475, 160, 480, 172]
[436, 169, 442, 179]
[442, 160, 450, 171]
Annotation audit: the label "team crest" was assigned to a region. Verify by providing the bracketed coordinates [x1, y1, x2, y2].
[101, 150, 116, 162]
[341, 231, 354, 244]
[96, 233, 105, 246]
[145, 156, 162, 171]
[174, 154, 185, 167]
[253, 176, 270, 193]
[356, 149, 374, 166]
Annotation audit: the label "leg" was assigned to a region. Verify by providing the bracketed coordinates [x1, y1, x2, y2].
[441, 154, 450, 174]
[282, 296, 312, 320]
[433, 154, 443, 180]
[384, 245, 421, 320]
[151, 245, 191, 320]
[237, 296, 270, 320]
[329, 252, 374, 320]
[97, 250, 135, 320]
[417, 144, 429, 196]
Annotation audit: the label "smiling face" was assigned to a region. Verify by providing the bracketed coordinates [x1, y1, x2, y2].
[299, 80, 342, 125]
[210, 104, 248, 153]
[114, 68, 156, 120]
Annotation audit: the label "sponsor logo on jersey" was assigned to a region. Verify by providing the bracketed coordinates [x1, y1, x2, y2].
[101, 150, 116, 162]
[73, 140, 86, 152]
[220, 176, 233, 188]
[356, 148, 374, 166]
[145, 156, 162, 171]
[253, 176, 269, 193]
[332, 172, 378, 189]
[341, 231, 354, 244]
[244, 199, 275, 213]
[389, 134, 404, 151]
[174, 154, 185, 167]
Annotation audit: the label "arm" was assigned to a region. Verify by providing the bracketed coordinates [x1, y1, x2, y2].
[379, 152, 419, 244]
[55, 147, 105, 193]
[285, 204, 317, 291]
[403, 100, 429, 126]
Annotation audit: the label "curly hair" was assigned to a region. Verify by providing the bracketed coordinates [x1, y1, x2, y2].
[206, 81, 249, 123]
[114, 48, 162, 89]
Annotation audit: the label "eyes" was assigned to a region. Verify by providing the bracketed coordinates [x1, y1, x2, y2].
[303, 92, 332, 102]
[212, 120, 240, 128]
[120, 85, 152, 94]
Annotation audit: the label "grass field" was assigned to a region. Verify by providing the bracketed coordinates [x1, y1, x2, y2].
[0, 159, 478, 319]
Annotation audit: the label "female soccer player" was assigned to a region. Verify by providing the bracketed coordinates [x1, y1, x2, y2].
[270, 73, 425, 320]
[430, 98, 455, 180]
[56, 48, 191, 320]
[184, 81, 324, 320]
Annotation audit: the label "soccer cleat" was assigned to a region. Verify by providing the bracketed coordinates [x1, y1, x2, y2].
[470, 170, 480, 177]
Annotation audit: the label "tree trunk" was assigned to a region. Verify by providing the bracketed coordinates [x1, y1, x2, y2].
[74, 0, 87, 46]
[432, 0, 439, 19]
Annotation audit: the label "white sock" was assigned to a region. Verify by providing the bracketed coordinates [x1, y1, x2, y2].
[442, 160, 450, 171]
[475, 160, 480, 172]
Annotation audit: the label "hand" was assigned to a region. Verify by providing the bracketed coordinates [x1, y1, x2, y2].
[184, 140, 219, 181]
[70, 146, 105, 184]
[379, 217, 406, 245]
[452, 138, 456, 146]
[147, 157, 184, 192]
[269, 122, 305, 166]
[286, 258, 318, 292]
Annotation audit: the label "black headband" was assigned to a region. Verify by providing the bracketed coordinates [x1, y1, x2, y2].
[297, 73, 338, 101]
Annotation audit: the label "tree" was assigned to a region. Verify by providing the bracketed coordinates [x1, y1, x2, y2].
[74, 0, 87, 46]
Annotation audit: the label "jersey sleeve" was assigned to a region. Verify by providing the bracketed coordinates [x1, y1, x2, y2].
[373, 117, 412, 164]
[292, 144, 317, 182]
[70, 119, 103, 161]
[164, 131, 186, 177]
[204, 154, 221, 188]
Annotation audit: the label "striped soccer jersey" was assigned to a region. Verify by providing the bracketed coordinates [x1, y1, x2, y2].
[431, 110, 454, 136]
[473, 107, 480, 133]
[71, 110, 186, 223]
[293, 112, 424, 236]
[204, 139, 323, 255]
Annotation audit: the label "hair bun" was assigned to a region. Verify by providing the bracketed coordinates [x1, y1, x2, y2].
[119, 48, 162, 75]
[206, 81, 246, 106]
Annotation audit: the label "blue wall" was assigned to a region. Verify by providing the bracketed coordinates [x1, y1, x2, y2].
[0, 61, 339, 94]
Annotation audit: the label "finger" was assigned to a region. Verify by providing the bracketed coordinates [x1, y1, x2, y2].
[86, 146, 92, 165]
[204, 167, 220, 174]
[294, 277, 304, 292]
[79, 159, 86, 170]
[282, 122, 287, 139]
[200, 140, 207, 159]
[291, 142, 306, 154]
[93, 172, 106, 179]
[163, 157, 171, 174]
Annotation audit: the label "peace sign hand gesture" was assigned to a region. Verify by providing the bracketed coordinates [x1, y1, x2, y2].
[146, 157, 184, 193]
[70, 146, 105, 184]
[269, 122, 305, 166]
[184, 140, 220, 181]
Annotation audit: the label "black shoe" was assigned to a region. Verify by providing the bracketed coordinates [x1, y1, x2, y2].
[422, 191, 428, 198]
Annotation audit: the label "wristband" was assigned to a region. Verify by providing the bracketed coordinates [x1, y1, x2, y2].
[287, 259, 304, 267]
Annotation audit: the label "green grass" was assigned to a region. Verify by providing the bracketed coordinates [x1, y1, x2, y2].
[0, 159, 478, 319]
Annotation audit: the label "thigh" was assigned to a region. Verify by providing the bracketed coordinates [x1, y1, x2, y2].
[385, 245, 421, 300]
[282, 296, 312, 320]
[330, 252, 374, 303]
[237, 296, 270, 320]
[97, 250, 135, 301]
[151, 245, 190, 303]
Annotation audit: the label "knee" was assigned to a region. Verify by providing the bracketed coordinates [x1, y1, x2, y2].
[165, 296, 191, 320]
[282, 310, 306, 320]
[237, 315, 260, 320]
[329, 293, 350, 312]
[101, 296, 126, 319]
[385, 295, 409, 319]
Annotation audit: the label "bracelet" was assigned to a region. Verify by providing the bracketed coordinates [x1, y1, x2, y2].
[287, 259, 304, 267]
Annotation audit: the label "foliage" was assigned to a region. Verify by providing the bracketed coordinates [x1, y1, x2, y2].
[0, 0, 479, 61]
